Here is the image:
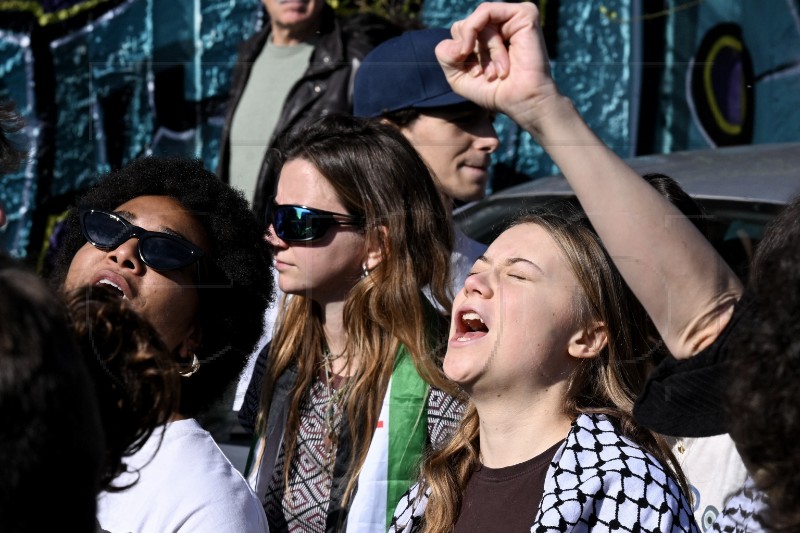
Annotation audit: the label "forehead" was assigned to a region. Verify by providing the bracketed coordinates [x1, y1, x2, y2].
[275, 159, 345, 211]
[487, 223, 574, 273]
[488, 223, 557, 258]
[113, 195, 210, 250]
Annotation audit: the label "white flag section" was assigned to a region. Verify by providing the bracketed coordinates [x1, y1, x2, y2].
[346, 375, 393, 532]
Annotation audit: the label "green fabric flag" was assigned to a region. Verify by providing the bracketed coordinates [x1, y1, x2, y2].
[386, 346, 428, 529]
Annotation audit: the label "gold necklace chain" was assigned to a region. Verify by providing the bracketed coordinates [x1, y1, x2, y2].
[321, 347, 350, 478]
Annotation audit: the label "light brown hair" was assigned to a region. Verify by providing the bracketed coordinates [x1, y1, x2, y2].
[258, 116, 458, 506]
[420, 208, 688, 531]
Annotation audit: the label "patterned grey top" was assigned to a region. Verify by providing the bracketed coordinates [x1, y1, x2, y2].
[264, 378, 465, 532]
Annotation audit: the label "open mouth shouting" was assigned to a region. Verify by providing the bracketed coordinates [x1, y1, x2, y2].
[453, 309, 489, 342]
[91, 270, 132, 300]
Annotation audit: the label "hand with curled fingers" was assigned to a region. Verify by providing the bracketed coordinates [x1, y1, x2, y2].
[434, 2, 560, 133]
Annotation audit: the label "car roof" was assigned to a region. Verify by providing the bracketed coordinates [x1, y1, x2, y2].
[481, 143, 800, 206]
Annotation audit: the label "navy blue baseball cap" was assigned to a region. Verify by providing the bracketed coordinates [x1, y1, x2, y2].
[354, 28, 468, 118]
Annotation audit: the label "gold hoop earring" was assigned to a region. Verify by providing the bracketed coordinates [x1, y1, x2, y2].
[178, 353, 200, 378]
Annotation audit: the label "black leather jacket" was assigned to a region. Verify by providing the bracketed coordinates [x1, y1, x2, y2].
[217, 6, 397, 217]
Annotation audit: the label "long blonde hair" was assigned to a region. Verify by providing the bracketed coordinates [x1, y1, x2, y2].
[420, 208, 688, 531]
[258, 116, 458, 506]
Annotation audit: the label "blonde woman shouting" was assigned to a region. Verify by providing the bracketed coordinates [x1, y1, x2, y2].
[391, 3, 741, 531]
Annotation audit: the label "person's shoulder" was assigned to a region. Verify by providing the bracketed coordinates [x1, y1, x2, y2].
[161, 420, 267, 530]
[567, 414, 672, 479]
[99, 419, 265, 532]
[159, 420, 251, 493]
[539, 413, 697, 530]
[586, 415, 696, 524]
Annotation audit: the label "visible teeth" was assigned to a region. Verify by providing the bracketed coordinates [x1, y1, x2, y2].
[98, 279, 120, 290]
[462, 312, 483, 323]
[97, 279, 126, 299]
[461, 311, 488, 333]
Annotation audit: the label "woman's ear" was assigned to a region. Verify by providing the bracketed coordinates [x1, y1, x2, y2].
[177, 323, 203, 362]
[364, 225, 389, 272]
[567, 322, 608, 359]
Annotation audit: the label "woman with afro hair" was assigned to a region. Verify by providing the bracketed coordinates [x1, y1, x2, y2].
[50, 156, 272, 532]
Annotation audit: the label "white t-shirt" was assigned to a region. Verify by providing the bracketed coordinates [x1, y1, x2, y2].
[97, 418, 268, 533]
[668, 433, 749, 529]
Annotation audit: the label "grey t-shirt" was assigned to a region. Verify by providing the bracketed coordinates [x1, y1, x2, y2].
[229, 38, 314, 204]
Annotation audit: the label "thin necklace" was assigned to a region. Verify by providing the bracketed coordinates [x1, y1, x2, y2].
[321, 347, 350, 477]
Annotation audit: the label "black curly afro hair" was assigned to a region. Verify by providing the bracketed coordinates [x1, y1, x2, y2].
[50, 156, 273, 417]
[726, 196, 800, 530]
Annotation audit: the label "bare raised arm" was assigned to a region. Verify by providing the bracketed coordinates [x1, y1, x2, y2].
[436, 2, 742, 358]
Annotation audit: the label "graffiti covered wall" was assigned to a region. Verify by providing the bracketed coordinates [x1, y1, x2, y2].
[1, 0, 798, 260]
[423, 0, 800, 190]
[0, 0, 262, 259]
[423, 0, 639, 190]
[651, 0, 800, 152]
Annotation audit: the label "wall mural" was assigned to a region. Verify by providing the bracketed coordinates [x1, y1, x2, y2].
[1, 0, 799, 263]
[423, 0, 800, 190]
[651, 0, 800, 152]
[0, 0, 262, 262]
[688, 23, 755, 147]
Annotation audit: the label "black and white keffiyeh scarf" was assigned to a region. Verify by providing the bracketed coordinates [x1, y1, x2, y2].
[711, 477, 768, 532]
[390, 413, 699, 532]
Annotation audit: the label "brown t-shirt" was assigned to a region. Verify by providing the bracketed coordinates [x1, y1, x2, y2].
[453, 439, 564, 533]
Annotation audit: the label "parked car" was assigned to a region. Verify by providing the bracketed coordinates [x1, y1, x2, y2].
[456, 143, 800, 281]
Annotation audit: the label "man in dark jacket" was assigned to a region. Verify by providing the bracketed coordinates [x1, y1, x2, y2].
[218, 0, 398, 217]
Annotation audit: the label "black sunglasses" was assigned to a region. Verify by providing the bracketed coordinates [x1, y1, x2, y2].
[79, 208, 205, 271]
[266, 203, 364, 242]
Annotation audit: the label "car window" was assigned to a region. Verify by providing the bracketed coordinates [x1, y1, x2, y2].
[456, 196, 785, 282]
[698, 199, 783, 281]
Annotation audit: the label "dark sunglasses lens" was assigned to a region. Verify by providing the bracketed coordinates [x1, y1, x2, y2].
[274, 206, 323, 241]
[83, 211, 129, 248]
[140, 236, 198, 270]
